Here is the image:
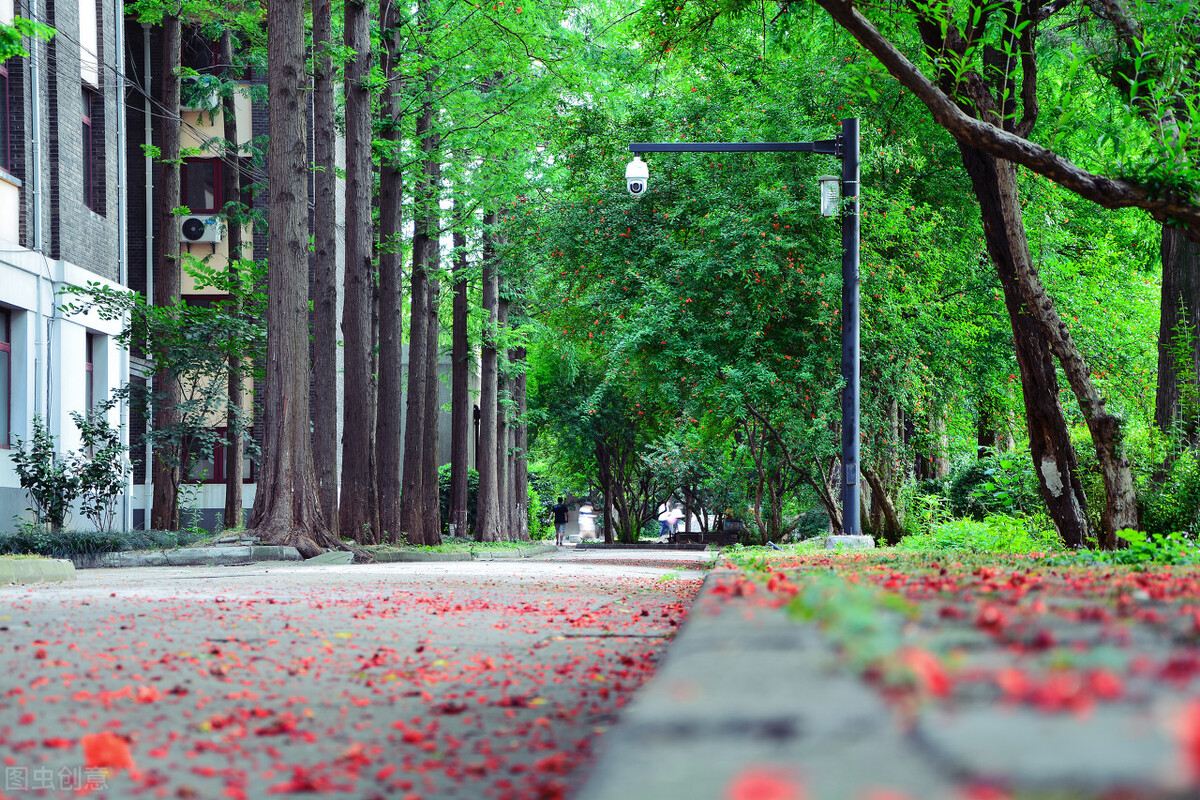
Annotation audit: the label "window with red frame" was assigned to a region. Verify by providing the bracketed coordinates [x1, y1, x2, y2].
[185, 427, 254, 484]
[82, 88, 99, 211]
[84, 332, 94, 412]
[0, 309, 9, 449]
[181, 159, 222, 215]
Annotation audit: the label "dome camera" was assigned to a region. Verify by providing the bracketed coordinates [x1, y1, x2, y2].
[625, 156, 648, 197]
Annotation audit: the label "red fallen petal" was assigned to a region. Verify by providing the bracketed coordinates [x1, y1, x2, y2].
[135, 685, 162, 704]
[81, 731, 136, 771]
[1087, 670, 1124, 701]
[860, 791, 915, 800]
[376, 764, 397, 781]
[726, 766, 805, 800]
[43, 738, 74, 749]
[1179, 700, 1200, 782]
[34, 649, 46, 660]
[959, 786, 1015, 800]
[899, 648, 951, 698]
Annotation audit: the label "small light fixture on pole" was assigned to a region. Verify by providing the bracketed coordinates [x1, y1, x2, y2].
[627, 119, 870, 549]
[818, 174, 840, 218]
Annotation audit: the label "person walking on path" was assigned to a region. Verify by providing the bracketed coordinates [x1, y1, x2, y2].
[553, 498, 570, 546]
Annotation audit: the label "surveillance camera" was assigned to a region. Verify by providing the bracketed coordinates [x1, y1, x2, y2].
[625, 156, 648, 197]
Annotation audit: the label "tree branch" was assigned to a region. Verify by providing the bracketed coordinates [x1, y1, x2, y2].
[812, 0, 1200, 239]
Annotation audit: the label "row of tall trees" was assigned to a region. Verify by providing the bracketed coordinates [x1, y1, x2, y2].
[125, 0, 593, 552]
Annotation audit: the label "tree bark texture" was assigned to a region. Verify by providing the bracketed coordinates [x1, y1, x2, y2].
[221, 29, 244, 530]
[496, 288, 510, 538]
[247, 0, 338, 557]
[450, 226, 470, 539]
[475, 212, 501, 542]
[339, 0, 377, 544]
[311, 0, 340, 537]
[1156, 226, 1200, 436]
[958, 145, 1091, 548]
[420, 259, 443, 545]
[511, 345, 529, 540]
[962, 146, 1137, 546]
[399, 232, 428, 542]
[151, 14, 182, 533]
[376, 9, 404, 543]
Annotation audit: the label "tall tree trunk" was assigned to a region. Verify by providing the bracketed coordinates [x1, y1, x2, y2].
[598, 442, 614, 544]
[339, 0, 377, 544]
[1156, 226, 1200, 438]
[475, 212, 501, 542]
[151, 14, 182, 532]
[421, 251, 443, 545]
[376, 6, 404, 543]
[400, 236, 428, 542]
[963, 146, 1137, 547]
[221, 29, 244, 530]
[311, 0, 339, 537]
[496, 287, 509, 539]
[959, 145, 1091, 548]
[511, 345, 529, 540]
[450, 224, 470, 539]
[247, 0, 339, 557]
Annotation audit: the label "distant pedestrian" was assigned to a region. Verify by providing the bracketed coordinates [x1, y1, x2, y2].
[552, 498, 570, 546]
[658, 505, 672, 539]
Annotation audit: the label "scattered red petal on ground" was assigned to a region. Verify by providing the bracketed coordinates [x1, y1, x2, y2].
[726, 766, 806, 800]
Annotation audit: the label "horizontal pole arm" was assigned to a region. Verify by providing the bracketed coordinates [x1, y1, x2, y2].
[629, 140, 839, 155]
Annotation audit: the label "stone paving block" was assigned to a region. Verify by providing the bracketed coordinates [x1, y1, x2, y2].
[0, 558, 76, 585]
[913, 704, 1183, 793]
[306, 551, 354, 565]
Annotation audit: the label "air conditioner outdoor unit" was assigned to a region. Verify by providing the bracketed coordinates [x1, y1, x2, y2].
[179, 215, 225, 244]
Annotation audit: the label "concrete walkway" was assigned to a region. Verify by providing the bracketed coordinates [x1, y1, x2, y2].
[576, 567, 1194, 800]
[0, 556, 701, 799]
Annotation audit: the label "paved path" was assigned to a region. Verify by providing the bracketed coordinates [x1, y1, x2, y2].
[0, 556, 703, 799]
[577, 560, 1200, 800]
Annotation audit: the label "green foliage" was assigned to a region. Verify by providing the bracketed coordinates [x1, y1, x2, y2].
[71, 397, 132, 532]
[897, 514, 1062, 554]
[9, 418, 82, 532]
[10, 403, 131, 534]
[947, 451, 1042, 518]
[1139, 449, 1200, 538]
[1049, 529, 1200, 567]
[0, 17, 55, 61]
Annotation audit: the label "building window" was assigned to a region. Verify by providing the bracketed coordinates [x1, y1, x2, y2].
[82, 88, 97, 211]
[181, 27, 220, 74]
[79, 0, 98, 87]
[0, 63, 10, 175]
[181, 159, 222, 215]
[185, 427, 254, 484]
[0, 309, 9, 448]
[85, 333, 95, 412]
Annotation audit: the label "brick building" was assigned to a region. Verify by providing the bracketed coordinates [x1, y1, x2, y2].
[0, 0, 131, 528]
[3, 10, 472, 535]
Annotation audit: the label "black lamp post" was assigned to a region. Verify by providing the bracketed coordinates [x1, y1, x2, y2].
[628, 117, 868, 544]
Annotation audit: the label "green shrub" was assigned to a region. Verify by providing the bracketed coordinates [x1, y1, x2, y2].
[1138, 449, 1200, 538]
[0, 527, 208, 559]
[897, 514, 1061, 554]
[1043, 529, 1200, 566]
[947, 450, 1042, 519]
